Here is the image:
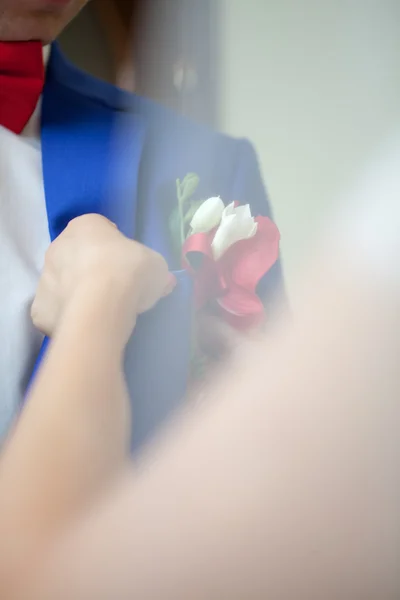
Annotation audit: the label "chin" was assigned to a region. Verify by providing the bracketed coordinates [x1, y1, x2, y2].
[0, 20, 59, 42]
[0, 1, 88, 42]
[2, 20, 63, 42]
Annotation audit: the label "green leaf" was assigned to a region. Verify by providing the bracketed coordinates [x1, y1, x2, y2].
[178, 173, 200, 205]
[170, 172, 201, 259]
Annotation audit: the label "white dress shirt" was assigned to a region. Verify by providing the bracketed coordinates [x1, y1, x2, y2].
[0, 48, 51, 441]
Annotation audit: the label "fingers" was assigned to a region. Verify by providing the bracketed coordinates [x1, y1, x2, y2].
[162, 273, 177, 297]
[135, 253, 177, 315]
[32, 216, 178, 335]
[66, 214, 117, 232]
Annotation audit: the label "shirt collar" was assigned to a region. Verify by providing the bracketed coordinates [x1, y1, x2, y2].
[21, 45, 51, 141]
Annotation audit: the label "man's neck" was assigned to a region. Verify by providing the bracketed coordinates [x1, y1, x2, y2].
[43, 45, 51, 69]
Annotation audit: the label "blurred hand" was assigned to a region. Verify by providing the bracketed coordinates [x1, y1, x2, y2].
[31, 214, 175, 337]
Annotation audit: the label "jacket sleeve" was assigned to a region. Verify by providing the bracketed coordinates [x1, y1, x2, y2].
[228, 138, 287, 310]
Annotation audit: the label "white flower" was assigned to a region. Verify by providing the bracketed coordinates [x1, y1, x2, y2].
[211, 203, 258, 260]
[190, 196, 225, 234]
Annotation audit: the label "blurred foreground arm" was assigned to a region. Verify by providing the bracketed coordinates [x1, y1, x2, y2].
[26, 140, 400, 599]
[0, 216, 173, 597]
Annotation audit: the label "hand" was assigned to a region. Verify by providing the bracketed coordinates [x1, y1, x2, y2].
[31, 214, 175, 337]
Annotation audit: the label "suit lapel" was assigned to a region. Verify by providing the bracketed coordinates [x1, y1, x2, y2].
[41, 45, 146, 240]
[29, 46, 192, 450]
[29, 45, 146, 381]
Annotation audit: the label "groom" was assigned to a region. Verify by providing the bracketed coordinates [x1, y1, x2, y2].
[0, 0, 283, 449]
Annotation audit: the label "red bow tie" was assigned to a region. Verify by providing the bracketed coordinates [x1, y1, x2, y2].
[0, 41, 45, 135]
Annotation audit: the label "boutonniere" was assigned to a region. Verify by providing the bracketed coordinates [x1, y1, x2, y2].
[182, 197, 280, 329]
[169, 173, 280, 376]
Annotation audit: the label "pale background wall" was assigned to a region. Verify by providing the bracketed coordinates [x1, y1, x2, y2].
[218, 0, 400, 294]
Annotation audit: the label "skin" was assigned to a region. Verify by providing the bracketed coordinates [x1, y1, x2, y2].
[0, 0, 90, 42]
[13, 226, 400, 600]
[0, 215, 175, 598]
[0, 204, 397, 600]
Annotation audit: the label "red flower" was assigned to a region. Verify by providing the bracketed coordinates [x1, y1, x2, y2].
[182, 206, 280, 329]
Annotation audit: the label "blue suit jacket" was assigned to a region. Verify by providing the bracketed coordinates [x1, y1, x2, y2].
[31, 44, 284, 450]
